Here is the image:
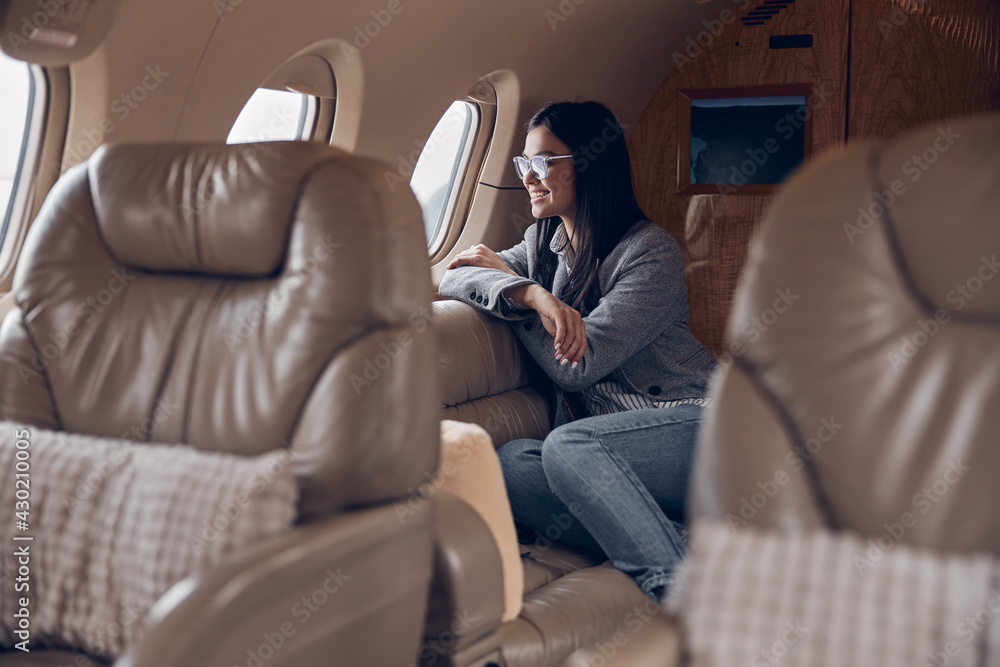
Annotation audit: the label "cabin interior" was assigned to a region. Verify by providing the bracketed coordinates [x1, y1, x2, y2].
[0, 0, 998, 665]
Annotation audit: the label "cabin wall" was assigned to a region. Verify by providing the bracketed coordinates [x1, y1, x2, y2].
[628, 0, 1000, 357]
[57, 0, 730, 175]
[847, 0, 1000, 140]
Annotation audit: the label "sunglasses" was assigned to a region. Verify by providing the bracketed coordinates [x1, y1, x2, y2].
[513, 154, 573, 180]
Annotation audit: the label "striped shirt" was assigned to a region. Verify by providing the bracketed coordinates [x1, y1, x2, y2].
[582, 379, 712, 416]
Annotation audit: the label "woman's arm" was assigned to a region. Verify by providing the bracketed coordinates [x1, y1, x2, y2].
[504, 283, 587, 366]
[437, 231, 539, 320]
[515, 232, 688, 393]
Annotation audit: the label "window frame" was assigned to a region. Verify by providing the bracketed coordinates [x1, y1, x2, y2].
[0, 64, 50, 287]
[226, 88, 321, 145]
[427, 91, 497, 264]
[0, 60, 35, 248]
[420, 100, 477, 256]
[312, 96, 336, 143]
[295, 94, 319, 140]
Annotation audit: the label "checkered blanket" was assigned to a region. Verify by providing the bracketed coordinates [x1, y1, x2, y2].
[683, 522, 1000, 667]
[0, 423, 297, 659]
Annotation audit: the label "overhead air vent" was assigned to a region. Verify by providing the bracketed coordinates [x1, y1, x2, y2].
[0, 0, 123, 65]
[770, 34, 813, 48]
[741, 0, 795, 26]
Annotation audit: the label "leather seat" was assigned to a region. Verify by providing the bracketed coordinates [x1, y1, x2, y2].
[0, 141, 440, 666]
[690, 113, 1000, 546]
[430, 299, 681, 667]
[680, 112, 1000, 665]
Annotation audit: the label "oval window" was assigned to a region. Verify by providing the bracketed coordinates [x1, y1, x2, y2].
[0, 52, 33, 248]
[409, 101, 476, 249]
[227, 88, 317, 144]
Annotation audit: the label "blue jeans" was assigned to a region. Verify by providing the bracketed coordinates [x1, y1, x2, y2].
[497, 404, 703, 599]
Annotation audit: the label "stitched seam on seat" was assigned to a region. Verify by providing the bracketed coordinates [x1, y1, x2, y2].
[181, 280, 229, 443]
[175, 151, 346, 444]
[274, 152, 347, 275]
[15, 303, 64, 430]
[191, 159, 204, 268]
[732, 354, 839, 530]
[87, 157, 137, 269]
[281, 322, 420, 456]
[148, 296, 200, 443]
[871, 145, 1000, 328]
[276, 156, 396, 448]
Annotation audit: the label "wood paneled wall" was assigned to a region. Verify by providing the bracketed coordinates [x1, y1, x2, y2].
[848, 0, 1000, 140]
[628, 0, 851, 356]
[629, 0, 1000, 357]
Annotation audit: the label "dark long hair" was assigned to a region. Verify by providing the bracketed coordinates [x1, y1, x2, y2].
[527, 101, 647, 315]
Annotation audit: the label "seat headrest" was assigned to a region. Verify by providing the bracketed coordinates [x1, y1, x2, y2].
[699, 113, 1000, 553]
[874, 116, 1000, 317]
[89, 142, 336, 276]
[4, 140, 439, 517]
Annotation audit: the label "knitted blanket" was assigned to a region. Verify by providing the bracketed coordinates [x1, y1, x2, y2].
[683, 521, 1000, 667]
[0, 423, 297, 659]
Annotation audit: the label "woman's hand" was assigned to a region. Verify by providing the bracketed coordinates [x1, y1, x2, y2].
[446, 244, 517, 275]
[507, 284, 588, 366]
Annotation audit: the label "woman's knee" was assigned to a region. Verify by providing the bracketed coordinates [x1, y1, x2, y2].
[497, 438, 542, 484]
[539, 422, 592, 480]
[497, 437, 539, 465]
[542, 421, 631, 499]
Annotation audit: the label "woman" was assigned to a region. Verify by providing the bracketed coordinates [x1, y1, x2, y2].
[438, 101, 716, 600]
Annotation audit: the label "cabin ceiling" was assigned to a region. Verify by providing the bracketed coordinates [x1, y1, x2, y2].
[65, 0, 727, 176]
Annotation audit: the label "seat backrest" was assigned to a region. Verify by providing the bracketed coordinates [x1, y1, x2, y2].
[433, 299, 551, 445]
[0, 141, 439, 518]
[691, 114, 1000, 553]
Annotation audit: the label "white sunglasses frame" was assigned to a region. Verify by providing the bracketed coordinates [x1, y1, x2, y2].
[513, 154, 574, 180]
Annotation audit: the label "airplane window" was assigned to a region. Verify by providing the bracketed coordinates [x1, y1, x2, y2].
[226, 88, 317, 144]
[0, 52, 33, 248]
[410, 101, 476, 249]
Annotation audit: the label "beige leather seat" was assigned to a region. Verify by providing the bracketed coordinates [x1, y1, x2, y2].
[429, 299, 681, 667]
[0, 142, 440, 666]
[690, 114, 1000, 569]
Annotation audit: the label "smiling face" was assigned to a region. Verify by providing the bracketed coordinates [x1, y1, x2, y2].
[522, 126, 577, 226]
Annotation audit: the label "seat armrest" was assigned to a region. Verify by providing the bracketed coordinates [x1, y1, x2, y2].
[424, 490, 505, 659]
[561, 607, 681, 667]
[115, 501, 434, 667]
[434, 300, 538, 406]
[434, 300, 552, 442]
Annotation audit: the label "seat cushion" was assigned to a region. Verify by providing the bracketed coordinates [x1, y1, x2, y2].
[519, 541, 606, 596]
[501, 565, 665, 667]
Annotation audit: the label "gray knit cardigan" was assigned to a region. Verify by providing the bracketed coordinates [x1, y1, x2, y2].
[437, 220, 717, 429]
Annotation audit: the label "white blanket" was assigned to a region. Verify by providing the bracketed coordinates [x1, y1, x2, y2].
[0, 423, 297, 659]
[683, 522, 1000, 667]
